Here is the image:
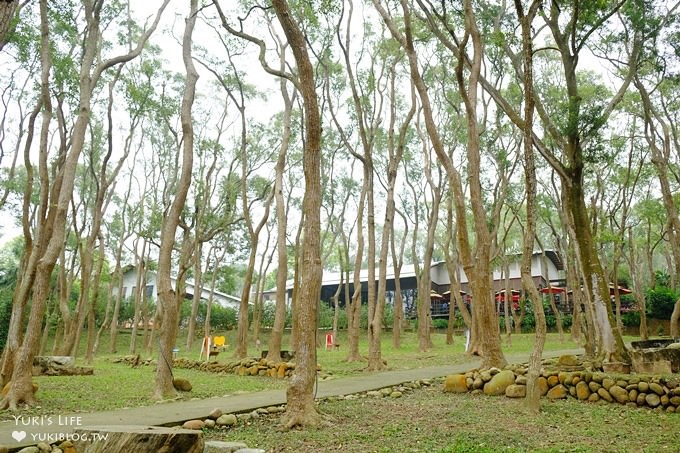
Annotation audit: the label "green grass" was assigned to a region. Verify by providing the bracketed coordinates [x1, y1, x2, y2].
[207, 384, 680, 452]
[30, 360, 286, 417]
[0, 329, 646, 423]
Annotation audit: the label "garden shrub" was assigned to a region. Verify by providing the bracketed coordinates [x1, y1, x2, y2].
[0, 288, 12, 352]
[621, 311, 640, 327]
[317, 301, 348, 330]
[210, 305, 237, 331]
[646, 286, 679, 319]
[433, 318, 448, 329]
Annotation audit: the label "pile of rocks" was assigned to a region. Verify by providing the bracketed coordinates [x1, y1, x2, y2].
[111, 355, 155, 367]
[443, 355, 680, 413]
[112, 355, 307, 378]
[321, 379, 434, 403]
[182, 406, 287, 432]
[181, 406, 280, 452]
[173, 357, 301, 378]
[11, 439, 77, 453]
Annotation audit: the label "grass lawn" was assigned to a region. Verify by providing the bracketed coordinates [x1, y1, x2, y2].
[7, 329, 582, 420]
[4, 328, 677, 453]
[208, 383, 680, 452]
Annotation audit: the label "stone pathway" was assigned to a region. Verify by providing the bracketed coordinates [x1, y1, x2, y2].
[0, 349, 581, 450]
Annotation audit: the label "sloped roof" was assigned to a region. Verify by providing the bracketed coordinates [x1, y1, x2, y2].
[264, 250, 564, 293]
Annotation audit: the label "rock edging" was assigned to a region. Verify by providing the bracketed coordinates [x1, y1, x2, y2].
[443, 355, 680, 413]
[112, 355, 311, 378]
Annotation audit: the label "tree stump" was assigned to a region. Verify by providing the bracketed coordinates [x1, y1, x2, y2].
[71, 425, 204, 453]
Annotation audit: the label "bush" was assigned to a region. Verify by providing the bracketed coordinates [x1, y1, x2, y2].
[432, 318, 448, 329]
[0, 288, 12, 352]
[260, 302, 276, 328]
[622, 311, 640, 327]
[561, 314, 573, 329]
[646, 287, 679, 319]
[451, 313, 466, 329]
[521, 310, 535, 331]
[516, 310, 573, 332]
[382, 304, 394, 329]
[318, 302, 335, 329]
[360, 304, 369, 329]
[210, 305, 237, 331]
[318, 301, 348, 330]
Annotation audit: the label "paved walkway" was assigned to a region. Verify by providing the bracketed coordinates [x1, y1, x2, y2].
[0, 349, 580, 450]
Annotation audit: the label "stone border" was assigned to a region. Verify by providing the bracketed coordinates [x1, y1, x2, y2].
[443, 355, 679, 413]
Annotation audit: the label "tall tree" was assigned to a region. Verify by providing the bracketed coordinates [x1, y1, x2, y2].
[513, 0, 546, 413]
[335, 0, 382, 370]
[271, 0, 323, 428]
[267, 43, 296, 363]
[1, 0, 168, 410]
[154, 0, 197, 399]
[0, 0, 22, 52]
[375, 0, 507, 367]
[58, 67, 129, 359]
[504, 0, 640, 362]
[414, 118, 443, 353]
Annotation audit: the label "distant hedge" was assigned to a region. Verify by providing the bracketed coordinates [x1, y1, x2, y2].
[646, 287, 679, 320]
[0, 287, 12, 352]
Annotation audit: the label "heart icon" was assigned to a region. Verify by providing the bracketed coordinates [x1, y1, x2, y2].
[12, 430, 26, 442]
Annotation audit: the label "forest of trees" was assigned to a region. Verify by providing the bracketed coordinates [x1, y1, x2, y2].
[0, 0, 679, 424]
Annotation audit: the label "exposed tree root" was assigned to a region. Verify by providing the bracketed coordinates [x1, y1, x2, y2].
[345, 355, 366, 363]
[364, 359, 388, 372]
[0, 387, 37, 411]
[152, 387, 178, 402]
[279, 407, 326, 431]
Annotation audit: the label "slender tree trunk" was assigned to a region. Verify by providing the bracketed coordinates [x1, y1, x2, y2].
[94, 279, 113, 357]
[392, 210, 408, 349]
[502, 260, 512, 346]
[332, 249, 343, 345]
[39, 299, 55, 356]
[84, 237, 106, 363]
[110, 199, 133, 353]
[0, 0, 19, 52]
[541, 251, 564, 342]
[186, 244, 203, 350]
[445, 202, 471, 335]
[415, 129, 440, 353]
[233, 102, 274, 359]
[154, 0, 197, 400]
[671, 300, 680, 340]
[634, 78, 680, 339]
[567, 183, 628, 362]
[346, 187, 365, 363]
[515, 0, 545, 413]
[266, 56, 293, 363]
[129, 240, 146, 354]
[0, 1, 53, 392]
[2, 0, 68, 409]
[253, 232, 274, 349]
[368, 66, 414, 368]
[454, 0, 506, 368]
[374, 0, 506, 368]
[272, 0, 323, 428]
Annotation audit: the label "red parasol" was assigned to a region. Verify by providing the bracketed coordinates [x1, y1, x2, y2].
[609, 284, 632, 296]
[495, 289, 520, 302]
[540, 286, 566, 294]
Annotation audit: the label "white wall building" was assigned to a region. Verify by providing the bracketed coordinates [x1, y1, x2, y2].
[113, 266, 242, 310]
